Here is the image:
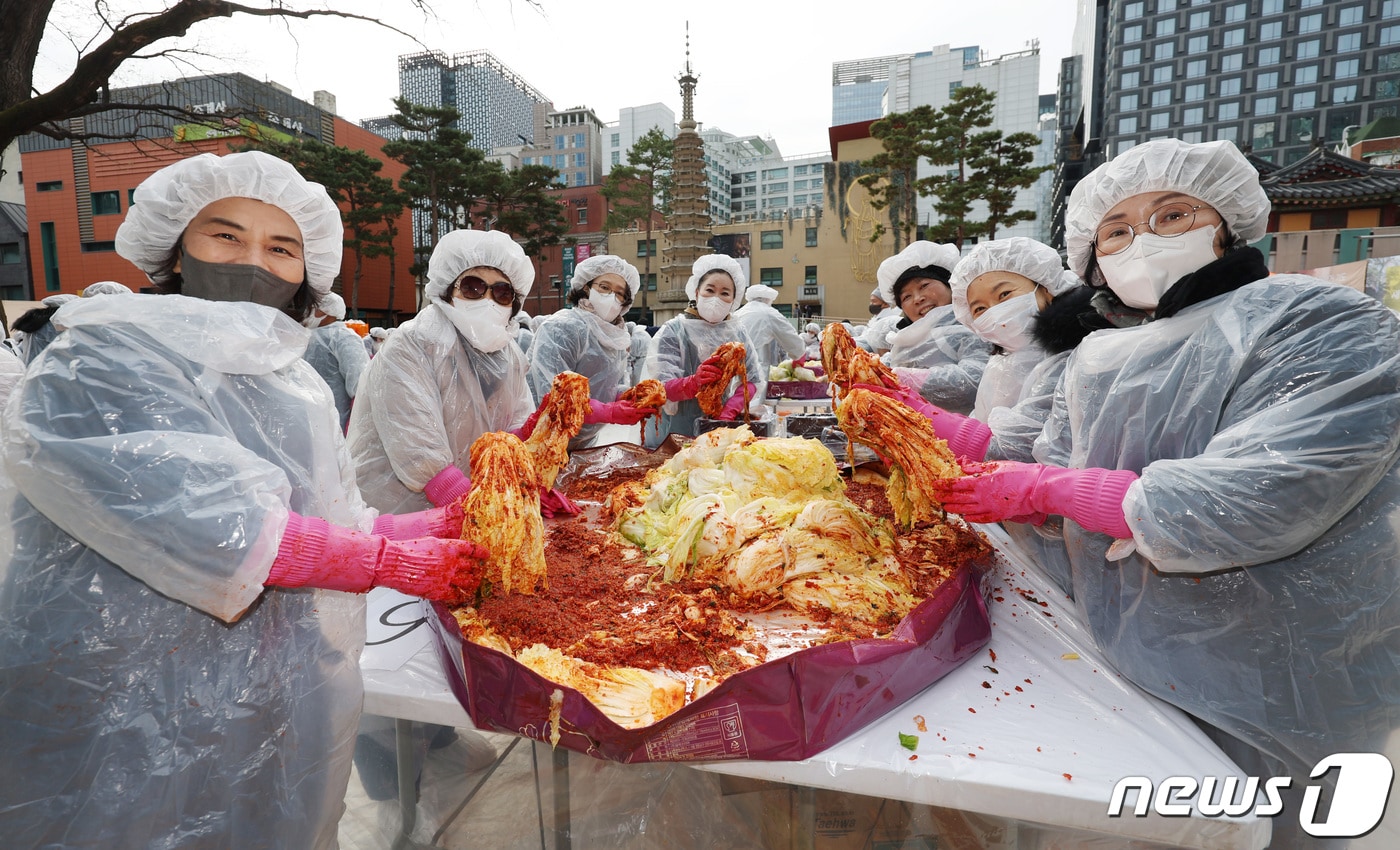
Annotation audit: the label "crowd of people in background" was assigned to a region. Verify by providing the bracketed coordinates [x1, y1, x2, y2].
[0, 136, 1395, 847]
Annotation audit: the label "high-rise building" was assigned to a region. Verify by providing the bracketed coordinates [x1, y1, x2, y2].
[391, 50, 549, 153]
[603, 104, 677, 175]
[518, 104, 606, 188]
[703, 130, 830, 224]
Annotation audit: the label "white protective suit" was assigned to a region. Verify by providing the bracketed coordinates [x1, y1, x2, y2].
[303, 322, 370, 431]
[883, 305, 992, 415]
[347, 305, 534, 515]
[0, 295, 369, 849]
[733, 286, 805, 376]
[527, 307, 631, 449]
[859, 306, 902, 353]
[644, 314, 764, 449]
[0, 344, 24, 410]
[627, 322, 652, 384]
[1034, 278, 1400, 810]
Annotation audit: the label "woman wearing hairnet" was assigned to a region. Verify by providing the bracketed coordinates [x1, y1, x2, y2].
[733, 283, 806, 377]
[302, 290, 369, 432]
[858, 287, 901, 353]
[877, 241, 993, 415]
[938, 139, 1400, 843]
[644, 253, 765, 448]
[0, 151, 488, 849]
[526, 254, 654, 448]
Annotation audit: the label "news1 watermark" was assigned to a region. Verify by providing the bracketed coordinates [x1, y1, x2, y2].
[1108, 753, 1394, 838]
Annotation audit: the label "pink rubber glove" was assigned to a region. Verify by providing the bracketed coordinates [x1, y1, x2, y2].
[511, 393, 550, 440]
[266, 512, 490, 604]
[718, 382, 757, 420]
[935, 461, 1138, 538]
[852, 383, 992, 461]
[584, 398, 651, 426]
[664, 361, 723, 402]
[372, 501, 465, 540]
[423, 465, 472, 508]
[540, 487, 581, 518]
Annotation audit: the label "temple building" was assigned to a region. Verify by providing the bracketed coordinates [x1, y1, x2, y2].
[655, 27, 714, 323]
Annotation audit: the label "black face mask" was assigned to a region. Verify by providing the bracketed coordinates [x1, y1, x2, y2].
[868, 303, 883, 316]
[179, 251, 300, 309]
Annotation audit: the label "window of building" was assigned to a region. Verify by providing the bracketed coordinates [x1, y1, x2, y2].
[611, 151, 620, 165]
[1189, 10, 1210, 29]
[523, 156, 533, 166]
[1186, 59, 1208, 77]
[636, 239, 657, 257]
[1152, 65, 1173, 83]
[1296, 40, 1321, 59]
[1118, 116, 1140, 134]
[80, 241, 116, 253]
[1381, 75, 1400, 98]
[1258, 46, 1281, 65]
[1294, 65, 1319, 85]
[1333, 84, 1359, 103]
[573, 153, 586, 167]
[1155, 18, 1175, 37]
[1219, 53, 1242, 72]
[810, 176, 823, 189]
[1219, 77, 1242, 96]
[805, 227, 818, 247]
[1339, 5, 1364, 26]
[1121, 70, 1141, 88]
[610, 133, 620, 146]
[1298, 13, 1323, 33]
[1254, 71, 1278, 90]
[1125, 1, 1144, 20]
[1218, 101, 1241, 120]
[1386, 0, 1400, 18]
[793, 194, 807, 205]
[1150, 88, 1171, 107]
[804, 266, 818, 286]
[36, 180, 63, 192]
[1338, 32, 1362, 52]
[127, 188, 136, 205]
[1120, 93, 1141, 111]
[744, 186, 756, 196]
[572, 133, 585, 148]
[1117, 139, 1138, 155]
[760, 231, 783, 250]
[1153, 42, 1175, 60]
[1224, 3, 1246, 23]
[1123, 47, 1143, 65]
[1252, 121, 1277, 148]
[794, 179, 808, 190]
[0, 242, 20, 264]
[573, 170, 586, 186]
[1383, 25, 1400, 45]
[1288, 115, 1316, 144]
[1292, 91, 1318, 111]
[40, 222, 59, 292]
[1188, 35, 1210, 54]
[1184, 106, 1205, 124]
[554, 136, 564, 150]
[91, 190, 120, 216]
[765, 182, 788, 194]
[1149, 112, 1171, 130]
[1216, 125, 1240, 143]
[1185, 83, 1206, 101]
[1260, 21, 1282, 40]
[644, 273, 657, 291]
[576, 207, 588, 225]
[794, 165, 808, 176]
[1382, 51, 1400, 71]
[759, 268, 783, 287]
[763, 167, 789, 179]
[1254, 96, 1278, 115]
[743, 200, 757, 211]
[1181, 130, 1204, 143]
[1124, 24, 1143, 42]
[1223, 28, 1245, 48]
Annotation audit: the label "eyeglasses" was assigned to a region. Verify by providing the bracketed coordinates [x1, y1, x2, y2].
[457, 275, 516, 306]
[1094, 203, 1209, 256]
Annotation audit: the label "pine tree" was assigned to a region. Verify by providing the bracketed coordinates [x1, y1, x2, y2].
[602, 127, 673, 315]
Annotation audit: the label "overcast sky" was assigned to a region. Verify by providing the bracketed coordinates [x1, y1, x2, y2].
[37, 0, 1076, 155]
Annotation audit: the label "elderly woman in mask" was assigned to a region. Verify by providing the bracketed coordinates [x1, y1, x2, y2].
[526, 254, 654, 448]
[0, 151, 487, 849]
[645, 253, 765, 447]
[938, 139, 1400, 844]
[877, 241, 992, 415]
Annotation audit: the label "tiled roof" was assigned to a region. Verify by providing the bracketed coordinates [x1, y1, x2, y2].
[1258, 147, 1400, 205]
[0, 200, 26, 234]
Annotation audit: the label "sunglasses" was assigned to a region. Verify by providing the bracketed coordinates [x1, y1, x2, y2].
[457, 275, 516, 306]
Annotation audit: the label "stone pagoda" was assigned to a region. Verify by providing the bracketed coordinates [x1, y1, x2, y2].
[655, 25, 714, 323]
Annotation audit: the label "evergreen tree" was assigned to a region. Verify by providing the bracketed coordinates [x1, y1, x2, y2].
[858, 105, 936, 250]
[602, 127, 673, 314]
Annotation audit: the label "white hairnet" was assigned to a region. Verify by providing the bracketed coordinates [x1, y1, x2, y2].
[805, 323, 820, 333]
[876, 242, 961, 305]
[744, 284, 779, 304]
[81, 281, 132, 297]
[950, 238, 1077, 327]
[370, 327, 388, 340]
[115, 151, 344, 294]
[1065, 139, 1271, 278]
[570, 254, 640, 297]
[41, 294, 80, 308]
[318, 291, 347, 320]
[684, 254, 747, 305]
[425, 230, 533, 301]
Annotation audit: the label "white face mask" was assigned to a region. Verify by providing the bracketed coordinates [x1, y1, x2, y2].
[442, 297, 513, 352]
[586, 287, 624, 323]
[695, 295, 732, 324]
[971, 291, 1040, 352]
[1098, 225, 1220, 311]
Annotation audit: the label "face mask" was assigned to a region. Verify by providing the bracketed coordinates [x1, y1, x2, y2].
[586, 287, 624, 323]
[1097, 225, 1220, 311]
[868, 303, 882, 316]
[443, 297, 512, 352]
[301, 314, 323, 329]
[971, 291, 1040, 352]
[695, 295, 731, 324]
[179, 251, 300, 309]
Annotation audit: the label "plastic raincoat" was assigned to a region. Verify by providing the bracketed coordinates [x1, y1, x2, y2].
[347, 303, 534, 515]
[628, 322, 652, 385]
[859, 307, 902, 352]
[883, 305, 992, 415]
[303, 322, 370, 431]
[733, 300, 805, 374]
[0, 294, 369, 849]
[1033, 277, 1400, 789]
[527, 307, 631, 449]
[644, 313, 764, 448]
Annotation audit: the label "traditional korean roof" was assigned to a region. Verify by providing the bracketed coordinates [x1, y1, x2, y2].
[1257, 147, 1400, 206]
